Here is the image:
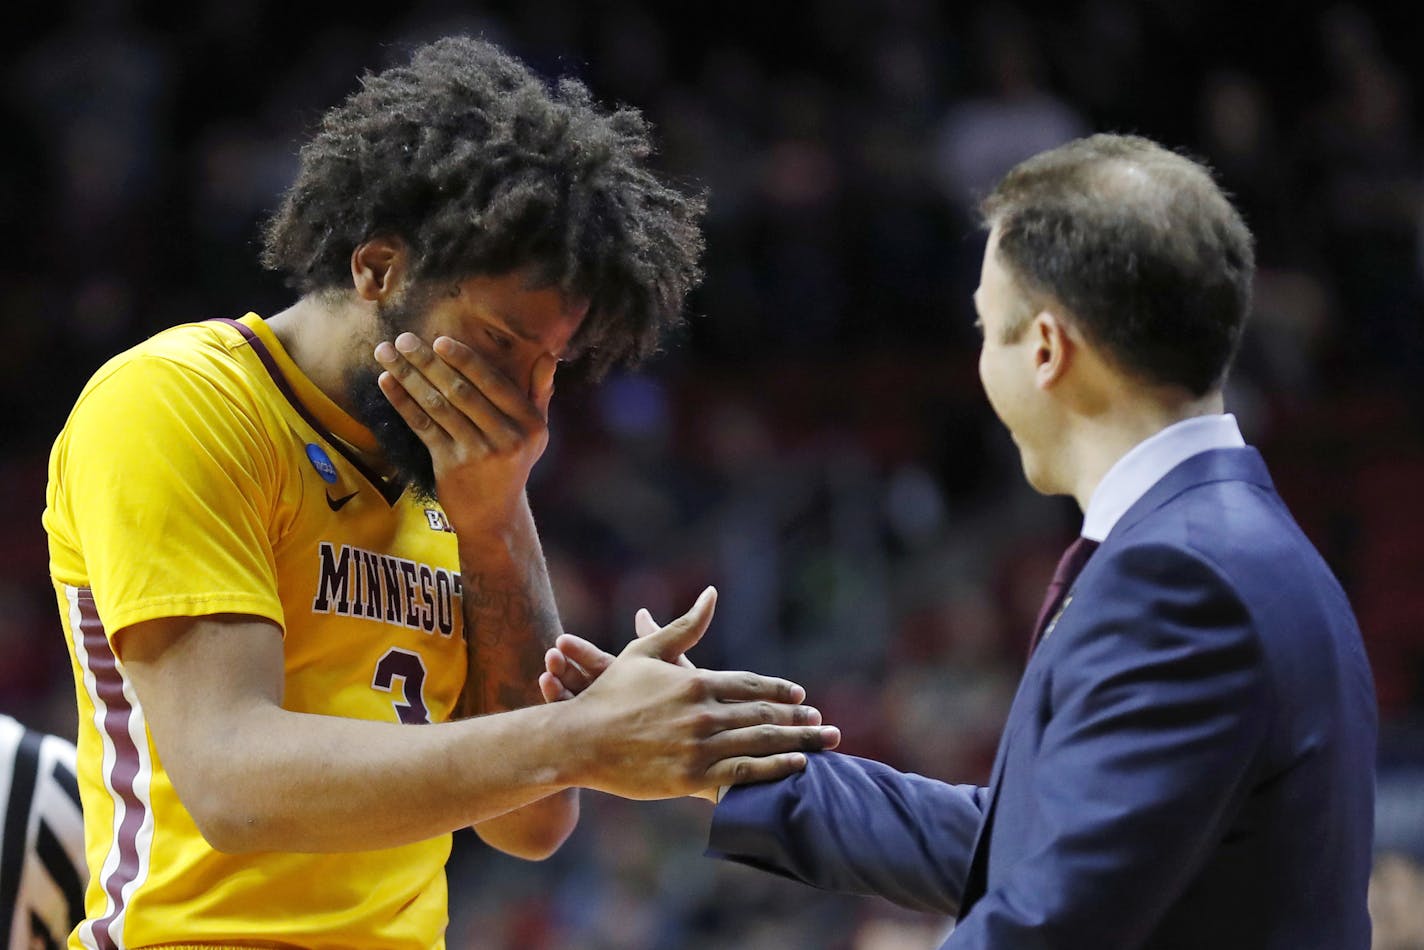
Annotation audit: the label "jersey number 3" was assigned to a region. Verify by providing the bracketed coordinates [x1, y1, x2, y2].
[372, 648, 430, 724]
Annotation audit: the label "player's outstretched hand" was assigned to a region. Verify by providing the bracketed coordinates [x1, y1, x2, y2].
[539, 607, 680, 702]
[564, 588, 838, 800]
[540, 605, 694, 702]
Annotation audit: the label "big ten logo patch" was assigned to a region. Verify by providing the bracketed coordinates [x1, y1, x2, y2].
[312, 542, 460, 635]
[424, 509, 455, 533]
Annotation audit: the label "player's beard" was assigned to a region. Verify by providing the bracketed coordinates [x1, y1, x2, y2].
[345, 293, 441, 504]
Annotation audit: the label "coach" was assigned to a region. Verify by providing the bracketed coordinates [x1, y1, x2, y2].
[702, 134, 1377, 948]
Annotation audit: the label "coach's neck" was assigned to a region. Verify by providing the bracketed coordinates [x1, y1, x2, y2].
[1053, 345, 1225, 512]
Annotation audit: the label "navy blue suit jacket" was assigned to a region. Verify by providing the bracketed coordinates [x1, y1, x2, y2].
[708, 448, 1377, 948]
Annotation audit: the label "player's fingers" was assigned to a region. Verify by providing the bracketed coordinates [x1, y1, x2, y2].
[415, 333, 535, 451]
[531, 353, 557, 417]
[553, 634, 614, 680]
[376, 369, 456, 451]
[698, 669, 806, 705]
[543, 647, 572, 680]
[381, 335, 512, 450]
[538, 670, 574, 703]
[543, 647, 593, 696]
[703, 752, 811, 789]
[375, 343, 484, 449]
[431, 335, 546, 432]
[634, 608, 696, 669]
[629, 587, 717, 662]
[696, 700, 823, 735]
[702, 724, 840, 762]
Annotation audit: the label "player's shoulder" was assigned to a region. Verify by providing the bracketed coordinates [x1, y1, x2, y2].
[71, 316, 266, 419]
[90, 317, 252, 385]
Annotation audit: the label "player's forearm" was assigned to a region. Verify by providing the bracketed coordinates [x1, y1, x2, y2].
[455, 493, 564, 718]
[473, 789, 579, 860]
[184, 698, 582, 854]
[450, 496, 581, 857]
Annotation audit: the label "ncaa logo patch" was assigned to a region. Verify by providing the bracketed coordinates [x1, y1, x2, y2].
[305, 443, 339, 483]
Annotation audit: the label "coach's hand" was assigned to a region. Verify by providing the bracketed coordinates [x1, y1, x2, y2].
[564, 587, 837, 800]
[374, 332, 554, 533]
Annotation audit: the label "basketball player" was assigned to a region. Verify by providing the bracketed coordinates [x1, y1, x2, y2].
[0, 714, 86, 949]
[44, 37, 837, 949]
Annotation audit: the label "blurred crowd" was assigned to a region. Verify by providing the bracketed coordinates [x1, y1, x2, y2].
[4, 1, 1423, 947]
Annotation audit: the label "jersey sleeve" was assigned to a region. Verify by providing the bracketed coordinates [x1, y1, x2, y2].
[51, 353, 286, 644]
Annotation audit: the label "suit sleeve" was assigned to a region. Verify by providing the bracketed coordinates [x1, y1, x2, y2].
[707, 752, 986, 915]
[949, 542, 1270, 948]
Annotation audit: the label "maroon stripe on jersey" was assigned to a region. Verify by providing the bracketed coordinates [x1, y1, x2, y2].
[77, 588, 141, 950]
[211, 318, 405, 506]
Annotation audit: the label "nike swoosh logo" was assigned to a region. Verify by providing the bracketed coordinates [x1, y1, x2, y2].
[326, 490, 359, 511]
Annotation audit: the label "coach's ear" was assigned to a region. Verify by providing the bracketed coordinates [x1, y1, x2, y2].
[1032, 308, 1076, 391]
[350, 236, 409, 303]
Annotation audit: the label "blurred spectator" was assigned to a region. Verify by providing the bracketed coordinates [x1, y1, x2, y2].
[934, 9, 1087, 210]
[1370, 853, 1424, 950]
[1372, 760, 1424, 950]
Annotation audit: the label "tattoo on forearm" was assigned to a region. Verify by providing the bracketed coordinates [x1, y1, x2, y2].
[462, 573, 560, 647]
[460, 566, 562, 715]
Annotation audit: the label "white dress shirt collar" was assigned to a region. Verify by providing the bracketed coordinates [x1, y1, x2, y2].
[1080, 414, 1246, 542]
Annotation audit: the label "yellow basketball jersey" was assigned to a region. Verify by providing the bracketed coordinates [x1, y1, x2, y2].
[45, 314, 467, 949]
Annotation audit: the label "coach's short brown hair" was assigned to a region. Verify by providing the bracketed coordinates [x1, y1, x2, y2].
[981, 134, 1255, 396]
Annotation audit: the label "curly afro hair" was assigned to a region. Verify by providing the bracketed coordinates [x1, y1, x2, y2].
[261, 36, 706, 376]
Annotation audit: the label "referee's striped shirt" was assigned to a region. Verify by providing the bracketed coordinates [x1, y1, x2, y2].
[0, 714, 86, 950]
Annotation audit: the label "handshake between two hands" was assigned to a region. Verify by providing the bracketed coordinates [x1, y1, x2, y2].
[535, 587, 841, 803]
